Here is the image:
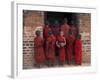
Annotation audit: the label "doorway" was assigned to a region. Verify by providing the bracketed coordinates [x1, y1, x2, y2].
[44, 11, 79, 36]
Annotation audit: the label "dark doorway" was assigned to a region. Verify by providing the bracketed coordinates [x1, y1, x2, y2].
[45, 12, 77, 24]
[44, 11, 79, 35]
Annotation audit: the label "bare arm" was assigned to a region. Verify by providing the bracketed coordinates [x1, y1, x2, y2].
[56, 41, 60, 48]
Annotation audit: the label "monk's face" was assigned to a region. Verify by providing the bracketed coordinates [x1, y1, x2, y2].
[60, 31, 64, 36]
[46, 25, 49, 27]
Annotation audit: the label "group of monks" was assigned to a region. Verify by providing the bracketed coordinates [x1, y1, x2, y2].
[34, 18, 82, 68]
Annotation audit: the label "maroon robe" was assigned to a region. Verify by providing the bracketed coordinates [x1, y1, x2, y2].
[75, 39, 82, 65]
[46, 35, 56, 62]
[61, 23, 70, 38]
[34, 36, 45, 64]
[57, 36, 66, 62]
[43, 26, 51, 55]
[70, 24, 77, 37]
[66, 35, 75, 63]
[51, 24, 60, 57]
[43, 26, 51, 39]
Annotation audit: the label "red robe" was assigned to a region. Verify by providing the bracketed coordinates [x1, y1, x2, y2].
[34, 36, 45, 64]
[46, 35, 56, 62]
[51, 24, 60, 56]
[66, 35, 75, 62]
[57, 36, 66, 62]
[43, 26, 51, 55]
[61, 23, 70, 38]
[70, 24, 77, 37]
[75, 39, 82, 65]
[43, 26, 51, 39]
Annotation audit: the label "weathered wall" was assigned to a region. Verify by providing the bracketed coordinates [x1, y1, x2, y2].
[23, 10, 44, 69]
[79, 13, 91, 63]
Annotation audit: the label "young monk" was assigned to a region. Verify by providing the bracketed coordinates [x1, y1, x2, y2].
[61, 18, 70, 38]
[43, 21, 51, 40]
[66, 31, 75, 65]
[74, 34, 82, 65]
[46, 31, 56, 66]
[56, 31, 66, 66]
[43, 21, 51, 60]
[34, 30, 45, 68]
[51, 20, 60, 64]
[70, 20, 77, 37]
[51, 20, 60, 37]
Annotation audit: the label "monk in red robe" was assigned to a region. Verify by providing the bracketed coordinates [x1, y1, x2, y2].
[51, 20, 60, 37]
[46, 31, 56, 66]
[51, 20, 60, 58]
[61, 18, 70, 64]
[56, 31, 66, 66]
[61, 18, 70, 38]
[34, 30, 45, 68]
[74, 34, 82, 65]
[43, 21, 51, 57]
[70, 21, 77, 37]
[66, 31, 75, 64]
[43, 21, 51, 40]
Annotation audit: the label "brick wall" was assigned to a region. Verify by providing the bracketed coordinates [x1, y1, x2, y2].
[79, 13, 91, 63]
[23, 11, 44, 69]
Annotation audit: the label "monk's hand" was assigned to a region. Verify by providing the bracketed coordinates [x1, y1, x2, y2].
[57, 44, 60, 48]
[61, 43, 64, 47]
